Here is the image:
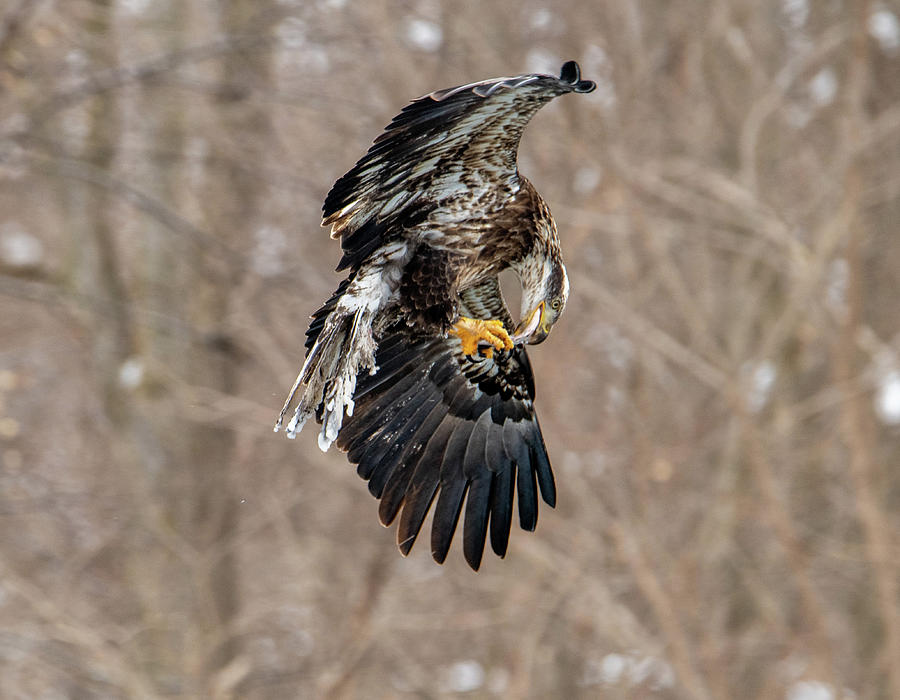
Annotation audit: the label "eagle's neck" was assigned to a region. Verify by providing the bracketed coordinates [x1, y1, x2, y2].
[511, 245, 564, 318]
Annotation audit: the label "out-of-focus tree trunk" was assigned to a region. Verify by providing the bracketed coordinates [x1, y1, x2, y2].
[130, 0, 258, 692]
[118, 1, 200, 692]
[68, 0, 135, 414]
[103, 1, 248, 693]
[191, 0, 278, 689]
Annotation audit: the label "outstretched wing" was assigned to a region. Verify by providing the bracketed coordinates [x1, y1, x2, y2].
[323, 61, 596, 271]
[331, 278, 555, 570]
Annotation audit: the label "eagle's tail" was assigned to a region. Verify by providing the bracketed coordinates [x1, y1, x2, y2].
[275, 269, 386, 451]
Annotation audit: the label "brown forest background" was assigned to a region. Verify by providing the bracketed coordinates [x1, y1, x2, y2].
[2, 0, 900, 698]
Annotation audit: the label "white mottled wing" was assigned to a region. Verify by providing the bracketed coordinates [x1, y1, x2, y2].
[322, 61, 596, 271]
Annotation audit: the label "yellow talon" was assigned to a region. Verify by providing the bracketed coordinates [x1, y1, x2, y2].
[448, 317, 514, 357]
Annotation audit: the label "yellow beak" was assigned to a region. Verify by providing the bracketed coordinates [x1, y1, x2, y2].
[512, 301, 547, 344]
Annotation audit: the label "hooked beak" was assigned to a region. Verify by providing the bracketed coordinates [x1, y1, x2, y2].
[512, 301, 549, 345]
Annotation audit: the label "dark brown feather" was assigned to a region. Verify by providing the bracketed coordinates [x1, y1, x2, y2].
[332, 276, 555, 569]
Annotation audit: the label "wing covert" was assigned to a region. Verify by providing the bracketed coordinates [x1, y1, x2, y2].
[322, 61, 596, 271]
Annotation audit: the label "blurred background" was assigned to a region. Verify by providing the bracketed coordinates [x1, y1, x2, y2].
[1, 0, 899, 698]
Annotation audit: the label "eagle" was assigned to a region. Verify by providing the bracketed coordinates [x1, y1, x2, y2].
[276, 61, 595, 569]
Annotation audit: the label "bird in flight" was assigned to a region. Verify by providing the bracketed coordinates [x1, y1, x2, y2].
[276, 61, 595, 569]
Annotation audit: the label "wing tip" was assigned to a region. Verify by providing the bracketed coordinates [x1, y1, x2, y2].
[398, 531, 418, 557]
[431, 548, 450, 565]
[559, 60, 596, 94]
[464, 549, 484, 571]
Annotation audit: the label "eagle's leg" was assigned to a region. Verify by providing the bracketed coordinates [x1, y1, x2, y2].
[449, 317, 514, 358]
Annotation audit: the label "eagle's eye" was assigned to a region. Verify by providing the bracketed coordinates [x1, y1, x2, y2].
[550, 298, 562, 311]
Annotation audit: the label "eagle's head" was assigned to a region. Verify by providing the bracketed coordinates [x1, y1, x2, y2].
[512, 245, 569, 345]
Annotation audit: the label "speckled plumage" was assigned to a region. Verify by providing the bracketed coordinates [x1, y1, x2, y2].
[277, 61, 595, 569]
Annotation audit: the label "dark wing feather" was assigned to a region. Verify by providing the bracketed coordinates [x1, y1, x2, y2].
[430, 478, 467, 564]
[489, 461, 515, 557]
[322, 61, 596, 271]
[463, 473, 492, 570]
[334, 277, 555, 569]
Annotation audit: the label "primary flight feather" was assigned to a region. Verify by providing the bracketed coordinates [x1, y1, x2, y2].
[277, 61, 595, 569]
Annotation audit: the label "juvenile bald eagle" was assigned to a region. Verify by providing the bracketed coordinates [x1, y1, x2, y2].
[277, 61, 595, 569]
